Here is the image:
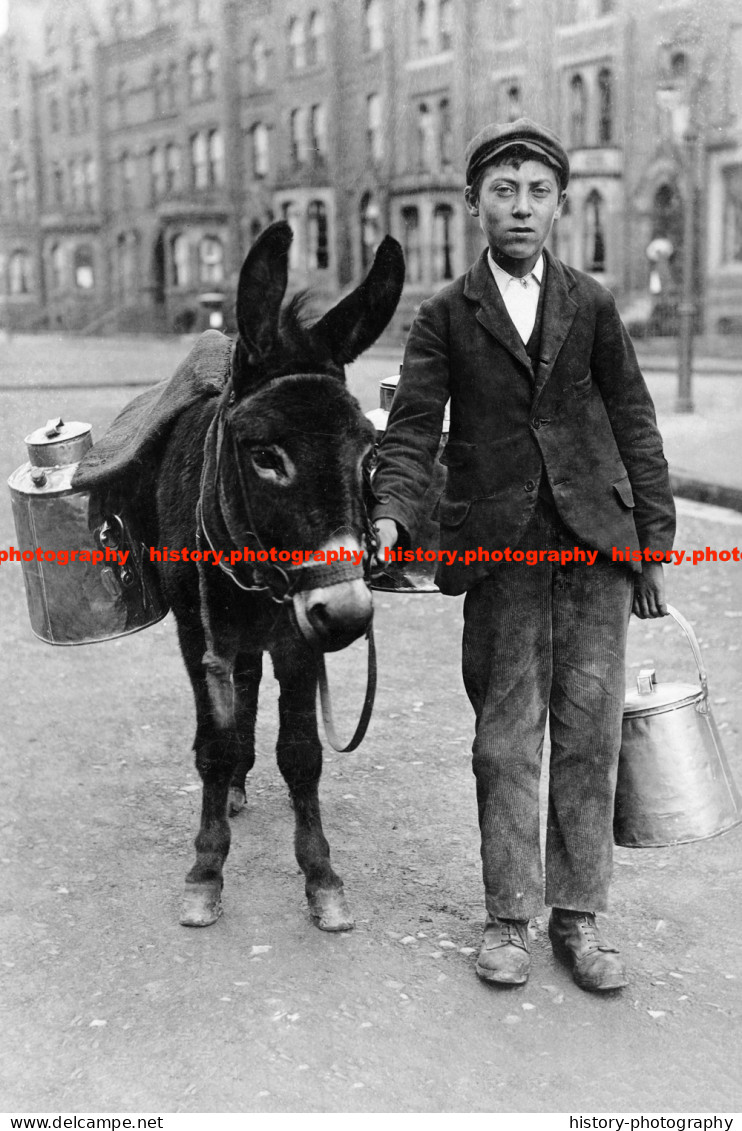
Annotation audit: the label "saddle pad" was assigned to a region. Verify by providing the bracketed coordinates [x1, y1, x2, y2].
[72, 330, 232, 491]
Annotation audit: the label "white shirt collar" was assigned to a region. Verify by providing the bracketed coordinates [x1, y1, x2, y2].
[488, 252, 544, 290]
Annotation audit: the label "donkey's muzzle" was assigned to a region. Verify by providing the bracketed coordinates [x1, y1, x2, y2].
[293, 578, 373, 652]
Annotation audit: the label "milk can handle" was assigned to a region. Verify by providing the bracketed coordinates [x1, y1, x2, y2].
[666, 604, 708, 700]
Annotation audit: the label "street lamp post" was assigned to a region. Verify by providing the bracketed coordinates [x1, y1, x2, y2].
[676, 120, 698, 413]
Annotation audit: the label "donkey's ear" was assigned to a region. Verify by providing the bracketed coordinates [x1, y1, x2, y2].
[312, 236, 405, 366]
[235, 221, 292, 366]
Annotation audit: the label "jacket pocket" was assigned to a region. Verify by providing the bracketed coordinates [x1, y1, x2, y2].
[572, 372, 593, 398]
[439, 440, 476, 468]
[613, 476, 635, 508]
[435, 495, 472, 529]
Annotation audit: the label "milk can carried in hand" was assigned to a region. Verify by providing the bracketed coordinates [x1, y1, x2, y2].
[614, 604, 742, 847]
[8, 417, 167, 645]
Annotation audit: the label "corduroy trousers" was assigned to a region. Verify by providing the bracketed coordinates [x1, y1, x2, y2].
[462, 496, 634, 921]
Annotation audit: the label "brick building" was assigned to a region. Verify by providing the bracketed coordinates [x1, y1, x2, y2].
[1, 0, 741, 337]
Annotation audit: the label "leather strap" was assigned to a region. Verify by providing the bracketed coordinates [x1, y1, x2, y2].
[316, 624, 377, 752]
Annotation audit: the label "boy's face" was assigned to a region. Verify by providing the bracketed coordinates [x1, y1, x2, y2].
[465, 158, 566, 271]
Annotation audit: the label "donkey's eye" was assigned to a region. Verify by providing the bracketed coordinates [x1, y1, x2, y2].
[251, 447, 284, 472]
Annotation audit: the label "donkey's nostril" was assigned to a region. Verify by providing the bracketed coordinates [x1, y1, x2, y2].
[307, 601, 331, 632]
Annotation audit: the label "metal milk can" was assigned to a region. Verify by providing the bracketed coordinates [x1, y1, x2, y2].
[8, 417, 167, 645]
[367, 372, 449, 593]
[614, 604, 742, 847]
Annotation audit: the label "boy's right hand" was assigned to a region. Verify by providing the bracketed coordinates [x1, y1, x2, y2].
[372, 518, 399, 571]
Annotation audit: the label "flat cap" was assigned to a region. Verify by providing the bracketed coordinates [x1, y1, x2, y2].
[465, 117, 570, 188]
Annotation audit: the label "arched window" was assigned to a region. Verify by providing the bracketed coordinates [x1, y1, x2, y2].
[199, 236, 224, 284]
[149, 147, 165, 201]
[503, 0, 521, 39]
[207, 129, 224, 187]
[68, 88, 79, 135]
[69, 24, 82, 69]
[723, 166, 742, 263]
[598, 68, 613, 145]
[416, 0, 433, 55]
[190, 132, 208, 188]
[52, 163, 65, 207]
[74, 244, 95, 289]
[50, 243, 65, 290]
[116, 232, 139, 300]
[187, 52, 205, 101]
[9, 250, 32, 295]
[569, 73, 587, 148]
[417, 103, 435, 171]
[204, 47, 218, 98]
[289, 108, 304, 167]
[84, 156, 96, 208]
[363, 0, 383, 52]
[49, 96, 60, 133]
[670, 51, 688, 82]
[307, 201, 329, 269]
[171, 233, 190, 286]
[584, 189, 606, 272]
[439, 0, 453, 50]
[309, 103, 326, 160]
[360, 192, 380, 270]
[165, 62, 178, 110]
[121, 151, 135, 206]
[367, 94, 383, 162]
[251, 123, 269, 178]
[70, 160, 85, 208]
[401, 206, 422, 283]
[506, 83, 521, 123]
[165, 143, 181, 191]
[116, 73, 127, 125]
[251, 37, 268, 85]
[307, 11, 324, 66]
[11, 166, 30, 217]
[288, 17, 305, 70]
[433, 204, 454, 281]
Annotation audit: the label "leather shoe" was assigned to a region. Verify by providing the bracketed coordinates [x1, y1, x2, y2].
[476, 916, 531, 985]
[548, 909, 628, 992]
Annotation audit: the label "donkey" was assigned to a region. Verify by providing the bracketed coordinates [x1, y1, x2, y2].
[146, 222, 404, 931]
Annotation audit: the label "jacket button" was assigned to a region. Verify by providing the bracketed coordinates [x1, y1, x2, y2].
[524, 479, 536, 492]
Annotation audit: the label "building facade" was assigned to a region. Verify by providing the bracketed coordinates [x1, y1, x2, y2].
[1, 0, 741, 337]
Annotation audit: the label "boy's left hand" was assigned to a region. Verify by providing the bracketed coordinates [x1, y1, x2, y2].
[632, 561, 668, 618]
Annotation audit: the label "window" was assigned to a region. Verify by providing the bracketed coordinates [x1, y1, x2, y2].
[11, 106, 21, 141]
[364, 0, 383, 52]
[401, 206, 422, 283]
[307, 10, 324, 66]
[439, 0, 453, 50]
[723, 166, 742, 263]
[116, 232, 139, 300]
[251, 36, 268, 86]
[9, 250, 32, 295]
[74, 245, 95, 289]
[121, 150, 136, 206]
[193, 0, 207, 22]
[188, 52, 205, 101]
[289, 17, 305, 70]
[165, 143, 181, 191]
[153, 66, 164, 115]
[569, 73, 587, 147]
[172, 234, 190, 286]
[191, 132, 208, 188]
[505, 83, 521, 123]
[79, 84, 92, 130]
[289, 108, 304, 167]
[360, 192, 380, 270]
[11, 167, 30, 217]
[554, 196, 573, 263]
[45, 19, 58, 56]
[599, 0, 615, 12]
[69, 25, 82, 70]
[433, 204, 454, 281]
[251, 123, 269, 178]
[150, 147, 166, 201]
[439, 98, 453, 167]
[503, 0, 521, 39]
[84, 156, 97, 208]
[165, 62, 178, 111]
[307, 201, 329, 269]
[116, 73, 127, 125]
[598, 68, 613, 144]
[52, 163, 65, 207]
[199, 235, 224, 283]
[416, 0, 434, 55]
[367, 94, 383, 162]
[49, 96, 60, 133]
[282, 201, 301, 268]
[68, 89, 79, 135]
[50, 243, 65, 290]
[208, 129, 225, 187]
[112, 0, 135, 34]
[417, 102, 435, 171]
[250, 218, 263, 244]
[309, 103, 326, 160]
[584, 189, 606, 271]
[204, 47, 218, 98]
[70, 160, 85, 208]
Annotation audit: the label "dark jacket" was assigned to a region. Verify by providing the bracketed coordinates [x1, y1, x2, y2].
[372, 248, 676, 595]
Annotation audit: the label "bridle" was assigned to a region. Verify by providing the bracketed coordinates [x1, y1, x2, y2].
[197, 384, 378, 752]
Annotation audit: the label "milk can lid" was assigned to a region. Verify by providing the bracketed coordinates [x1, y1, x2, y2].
[624, 679, 702, 717]
[25, 418, 91, 448]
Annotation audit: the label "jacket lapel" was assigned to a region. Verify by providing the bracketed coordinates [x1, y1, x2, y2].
[532, 249, 579, 404]
[463, 250, 532, 372]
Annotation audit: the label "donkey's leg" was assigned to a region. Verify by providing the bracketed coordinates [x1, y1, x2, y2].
[228, 651, 263, 816]
[175, 612, 240, 927]
[271, 640, 354, 932]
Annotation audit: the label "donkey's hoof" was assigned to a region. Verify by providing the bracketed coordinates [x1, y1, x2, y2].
[228, 786, 246, 817]
[179, 882, 223, 927]
[308, 887, 355, 932]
